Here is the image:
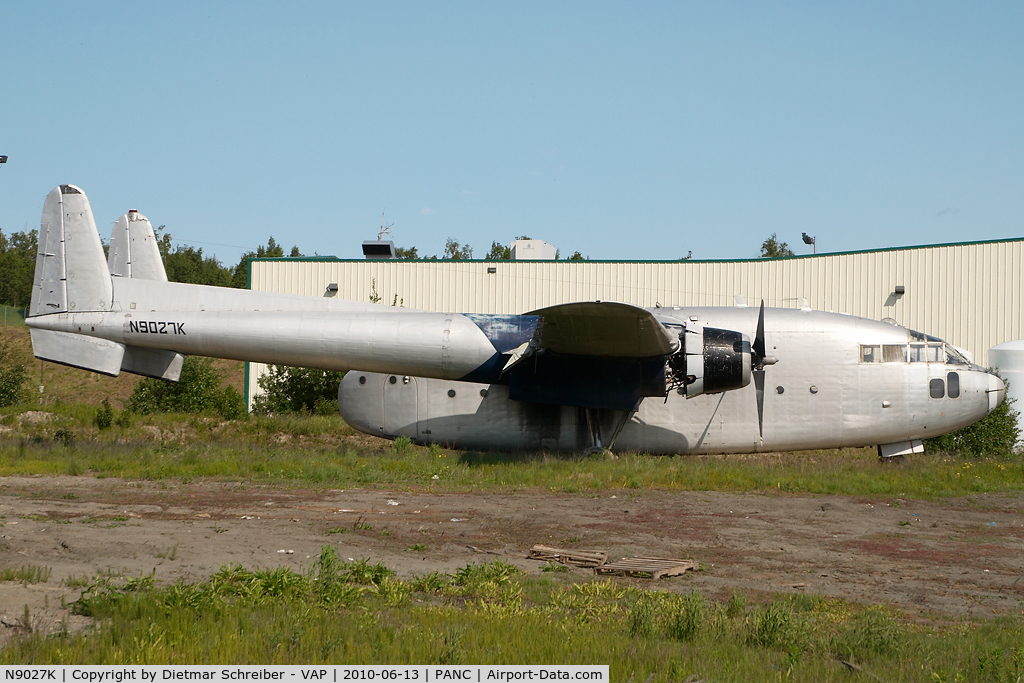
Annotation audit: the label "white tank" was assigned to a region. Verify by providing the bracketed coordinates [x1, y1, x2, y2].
[988, 340, 1024, 447]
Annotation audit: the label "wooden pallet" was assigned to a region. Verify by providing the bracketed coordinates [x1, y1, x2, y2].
[528, 544, 608, 568]
[595, 557, 698, 579]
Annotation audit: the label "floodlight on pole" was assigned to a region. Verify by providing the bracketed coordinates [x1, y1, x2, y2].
[0, 155, 7, 165]
[801, 232, 816, 254]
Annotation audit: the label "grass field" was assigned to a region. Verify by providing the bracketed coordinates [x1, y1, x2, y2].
[3, 404, 1024, 499]
[3, 551, 1024, 681]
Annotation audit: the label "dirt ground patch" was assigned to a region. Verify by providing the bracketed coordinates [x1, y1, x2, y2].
[2, 476, 1024, 643]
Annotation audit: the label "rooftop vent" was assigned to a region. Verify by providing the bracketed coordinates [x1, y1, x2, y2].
[362, 241, 396, 259]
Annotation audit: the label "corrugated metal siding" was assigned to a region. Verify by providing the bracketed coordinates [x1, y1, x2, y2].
[247, 240, 1024, 407]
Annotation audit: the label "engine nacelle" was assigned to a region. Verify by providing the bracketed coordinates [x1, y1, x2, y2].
[668, 321, 752, 397]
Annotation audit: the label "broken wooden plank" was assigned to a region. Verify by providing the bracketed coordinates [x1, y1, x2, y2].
[528, 544, 608, 567]
[595, 557, 698, 579]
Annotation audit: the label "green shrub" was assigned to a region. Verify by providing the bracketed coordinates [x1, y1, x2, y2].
[54, 428, 75, 447]
[94, 399, 113, 430]
[252, 365, 344, 415]
[127, 357, 246, 420]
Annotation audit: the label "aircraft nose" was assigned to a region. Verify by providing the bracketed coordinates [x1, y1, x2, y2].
[987, 372, 1006, 413]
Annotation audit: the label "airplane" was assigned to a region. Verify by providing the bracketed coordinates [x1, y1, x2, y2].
[25, 184, 1006, 457]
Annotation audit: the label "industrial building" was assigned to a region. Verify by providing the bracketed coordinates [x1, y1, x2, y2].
[245, 237, 1024, 410]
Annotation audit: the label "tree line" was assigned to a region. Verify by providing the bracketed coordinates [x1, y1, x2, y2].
[0, 226, 304, 308]
[396, 236, 587, 261]
[0, 226, 599, 309]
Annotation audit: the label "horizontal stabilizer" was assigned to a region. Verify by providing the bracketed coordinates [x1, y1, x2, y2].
[30, 328, 124, 377]
[121, 346, 183, 381]
[526, 301, 678, 357]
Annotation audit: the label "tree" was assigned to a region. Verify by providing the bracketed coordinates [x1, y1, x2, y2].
[252, 365, 345, 415]
[485, 241, 511, 260]
[163, 243, 235, 287]
[395, 246, 420, 259]
[230, 236, 302, 288]
[760, 234, 795, 258]
[442, 238, 473, 260]
[0, 228, 39, 308]
[0, 339, 27, 407]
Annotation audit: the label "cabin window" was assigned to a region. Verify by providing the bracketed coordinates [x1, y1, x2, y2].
[929, 378, 945, 399]
[860, 345, 880, 363]
[909, 343, 927, 363]
[883, 344, 907, 363]
[947, 372, 960, 398]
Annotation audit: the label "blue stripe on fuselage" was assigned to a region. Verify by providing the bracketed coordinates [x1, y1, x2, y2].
[459, 314, 539, 384]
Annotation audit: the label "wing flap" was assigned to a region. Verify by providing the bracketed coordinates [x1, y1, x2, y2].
[526, 301, 677, 357]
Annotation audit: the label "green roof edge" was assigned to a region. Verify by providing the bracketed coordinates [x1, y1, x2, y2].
[249, 235, 1024, 265]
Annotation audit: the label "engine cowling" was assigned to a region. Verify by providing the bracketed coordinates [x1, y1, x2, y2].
[668, 321, 752, 397]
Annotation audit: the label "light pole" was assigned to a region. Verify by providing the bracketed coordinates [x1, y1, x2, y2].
[801, 232, 817, 254]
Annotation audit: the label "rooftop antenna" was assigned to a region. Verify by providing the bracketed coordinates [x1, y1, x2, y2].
[378, 209, 394, 241]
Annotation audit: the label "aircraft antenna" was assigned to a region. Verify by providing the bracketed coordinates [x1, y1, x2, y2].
[378, 209, 394, 241]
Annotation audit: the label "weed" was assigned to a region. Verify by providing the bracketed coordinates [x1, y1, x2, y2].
[408, 543, 427, 551]
[832, 606, 903, 660]
[155, 544, 179, 560]
[339, 558, 395, 586]
[0, 565, 52, 584]
[325, 527, 350, 536]
[726, 590, 747, 618]
[541, 561, 569, 573]
[899, 520, 912, 526]
[746, 602, 807, 653]
[393, 436, 412, 453]
[666, 590, 705, 642]
[628, 594, 656, 638]
[60, 492, 78, 500]
[410, 571, 450, 593]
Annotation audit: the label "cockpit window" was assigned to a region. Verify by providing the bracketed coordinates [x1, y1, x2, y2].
[909, 343, 946, 363]
[945, 344, 969, 365]
[907, 328, 943, 343]
[860, 341, 969, 365]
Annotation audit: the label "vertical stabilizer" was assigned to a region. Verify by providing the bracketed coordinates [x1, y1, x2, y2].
[30, 185, 112, 316]
[108, 210, 168, 281]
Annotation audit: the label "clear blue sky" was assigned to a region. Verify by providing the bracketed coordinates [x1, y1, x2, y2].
[1, 2, 1022, 265]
